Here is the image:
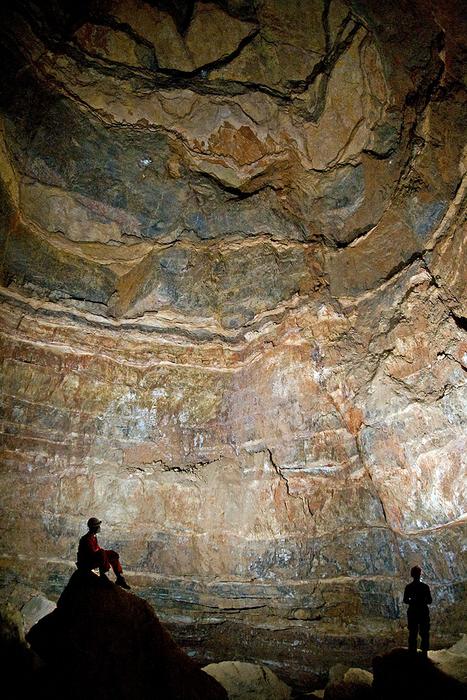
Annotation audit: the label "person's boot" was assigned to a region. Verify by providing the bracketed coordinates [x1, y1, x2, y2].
[116, 574, 131, 590]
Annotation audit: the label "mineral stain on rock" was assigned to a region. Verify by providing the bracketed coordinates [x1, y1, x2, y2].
[0, 0, 466, 690]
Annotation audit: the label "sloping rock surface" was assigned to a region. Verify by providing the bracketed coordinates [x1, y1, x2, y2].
[372, 648, 466, 700]
[26, 570, 227, 700]
[429, 634, 467, 684]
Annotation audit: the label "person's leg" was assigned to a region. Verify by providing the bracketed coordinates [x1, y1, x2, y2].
[106, 550, 123, 576]
[420, 618, 430, 657]
[106, 550, 131, 589]
[408, 619, 418, 654]
[97, 549, 111, 576]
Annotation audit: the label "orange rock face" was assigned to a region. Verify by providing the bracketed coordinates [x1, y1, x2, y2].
[0, 0, 465, 690]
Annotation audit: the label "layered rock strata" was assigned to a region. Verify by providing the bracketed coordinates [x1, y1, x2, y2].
[0, 0, 466, 689]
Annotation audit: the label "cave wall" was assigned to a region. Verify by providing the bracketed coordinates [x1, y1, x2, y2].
[0, 0, 466, 686]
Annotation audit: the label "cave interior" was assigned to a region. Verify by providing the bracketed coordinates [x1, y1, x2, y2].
[0, 0, 466, 691]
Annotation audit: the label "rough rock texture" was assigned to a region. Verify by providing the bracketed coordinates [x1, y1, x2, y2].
[0, 0, 466, 691]
[429, 634, 467, 683]
[21, 595, 56, 634]
[203, 660, 292, 699]
[323, 667, 373, 699]
[25, 570, 228, 700]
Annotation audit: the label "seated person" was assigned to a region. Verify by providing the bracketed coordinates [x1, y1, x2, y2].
[77, 517, 130, 589]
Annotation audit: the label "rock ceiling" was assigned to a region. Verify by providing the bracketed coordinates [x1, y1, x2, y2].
[0, 0, 466, 685]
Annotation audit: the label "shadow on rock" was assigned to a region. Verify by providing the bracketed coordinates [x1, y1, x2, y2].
[0, 608, 40, 700]
[293, 646, 467, 700]
[26, 570, 227, 700]
[372, 648, 466, 700]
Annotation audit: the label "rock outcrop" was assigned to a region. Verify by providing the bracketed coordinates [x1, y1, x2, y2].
[26, 570, 227, 700]
[323, 666, 374, 698]
[372, 648, 466, 700]
[203, 660, 292, 699]
[429, 634, 467, 684]
[0, 0, 465, 689]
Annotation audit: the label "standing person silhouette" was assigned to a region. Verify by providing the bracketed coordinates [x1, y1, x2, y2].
[403, 565, 432, 657]
[77, 517, 131, 589]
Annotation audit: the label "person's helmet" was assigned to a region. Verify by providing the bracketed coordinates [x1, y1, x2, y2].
[87, 517, 102, 529]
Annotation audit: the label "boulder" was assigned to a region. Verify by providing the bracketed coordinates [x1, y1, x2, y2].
[322, 664, 374, 698]
[343, 668, 373, 686]
[429, 634, 467, 684]
[21, 595, 56, 634]
[203, 660, 292, 699]
[323, 680, 373, 699]
[328, 663, 349, 683]
[26, 570, 227, 700]
[372, 647, 466, 700]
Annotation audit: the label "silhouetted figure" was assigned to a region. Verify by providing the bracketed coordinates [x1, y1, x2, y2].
[77, 517, 131, 589]
[403, 565, 432, 656]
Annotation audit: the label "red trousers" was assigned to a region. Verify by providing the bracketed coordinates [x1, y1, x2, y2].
[95, 549, 123, 576]
[79, 548, 123, 576]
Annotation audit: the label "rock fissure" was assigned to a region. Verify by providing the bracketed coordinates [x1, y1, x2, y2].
[290, 21, 363, 118]
[1, 0, 466, 686]
[449, 311, 467, 333]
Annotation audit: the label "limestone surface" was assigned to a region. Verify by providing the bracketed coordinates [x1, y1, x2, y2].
[203, 660, 292, 699]
[429, 634, 467, 684]
[0, 0, 466, 690]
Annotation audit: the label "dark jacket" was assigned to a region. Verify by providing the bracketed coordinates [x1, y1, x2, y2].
[403, 580, 432, 615]
[77, 532, 102, 569]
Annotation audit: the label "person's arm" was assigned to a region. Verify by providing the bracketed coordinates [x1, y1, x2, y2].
[90, 535, 102, 553]
[82, 533, 101, 554]
[403, 585, 410, 604]
[426, 585, 432, 605]
[78, 534, 98, 565]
